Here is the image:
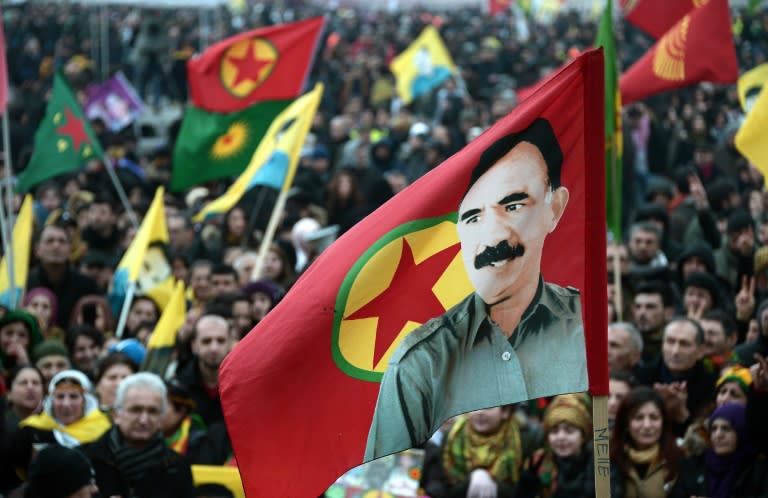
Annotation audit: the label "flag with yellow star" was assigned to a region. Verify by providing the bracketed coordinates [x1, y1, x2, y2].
[187, 16, 324, 113]
[17, 71, 104, 192]
[220, 51, 608, 498]
[171, 99, 293, 191]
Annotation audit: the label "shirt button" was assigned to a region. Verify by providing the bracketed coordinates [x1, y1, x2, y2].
[502, 351, 512, 361]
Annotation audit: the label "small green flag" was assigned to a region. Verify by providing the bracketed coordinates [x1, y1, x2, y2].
[17, 72, 104, 192]
[170, 100, 293, 192]
[595, 0, 623, 243]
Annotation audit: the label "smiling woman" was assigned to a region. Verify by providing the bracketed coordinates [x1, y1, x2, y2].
[611, 386, 682, 498]
[8, 370, 112, 477]
[670, 403, 768, 498]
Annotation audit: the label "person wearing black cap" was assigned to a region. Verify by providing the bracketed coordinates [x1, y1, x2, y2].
[26, 445, 98, 498]
[714, 209, 756, 293]
[366, 118, 586, 460]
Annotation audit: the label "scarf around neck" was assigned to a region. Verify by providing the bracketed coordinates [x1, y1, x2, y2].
[20, 408, 111, 446]
[442, 413, 522, 486]
[107, 426, 167, 483]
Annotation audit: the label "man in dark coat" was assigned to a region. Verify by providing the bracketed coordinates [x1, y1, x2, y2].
[82, 372, 196, 498]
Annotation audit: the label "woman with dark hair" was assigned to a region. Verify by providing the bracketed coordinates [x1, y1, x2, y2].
[65, 325, 105, 380]
[325, 169, 364, 231]
[123, 296, 159, 339]
[611, 386, 682, 497]
[69, 295, 115, 335]
[3, 365, 44, 435]
[22, 287, 62, 339]
[94, 352, 137, 412]
[0, 310, 44, 377]
[260, 243, 296, 291]
[670, 403, 768, 497]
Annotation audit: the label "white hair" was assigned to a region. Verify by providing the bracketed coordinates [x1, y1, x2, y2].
[114, 372, 168, 415]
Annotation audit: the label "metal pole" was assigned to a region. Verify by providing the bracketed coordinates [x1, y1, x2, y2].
[100, 4, 109, 81]
[114, 280, 136, 339]
[1, 111, 15, 308]
[104, 158, 140, 230]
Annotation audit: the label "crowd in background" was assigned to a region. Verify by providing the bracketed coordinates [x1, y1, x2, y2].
[1, 0, 768, 497]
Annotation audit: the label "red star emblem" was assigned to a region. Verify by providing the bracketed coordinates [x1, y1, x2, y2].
[56, 108, 91, 153]
[346, 239, 461, 366]
[228, 40, 272, 88]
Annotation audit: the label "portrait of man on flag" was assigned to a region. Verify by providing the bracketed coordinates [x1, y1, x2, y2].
[365, 118, 588, 460]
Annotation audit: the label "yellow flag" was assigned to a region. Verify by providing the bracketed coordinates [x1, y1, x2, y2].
[0, 195, 34, 306]
[193, 83, 324, 222]
[738, 63, 768, 112]
[389, 25, 457, 105]
[147, 279, 185, 349]
[192, 465, 244, 498]
[112, 187, 174, 309]
[736, 84, 768, 178]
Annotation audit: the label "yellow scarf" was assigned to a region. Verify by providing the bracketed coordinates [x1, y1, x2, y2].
[21, 409, 112, 444]
[627, 443, 660, 466]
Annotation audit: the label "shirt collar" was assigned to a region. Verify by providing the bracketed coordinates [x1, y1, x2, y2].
[467, 276, 577, 346]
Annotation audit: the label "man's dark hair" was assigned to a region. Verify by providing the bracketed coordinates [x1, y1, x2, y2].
[466, 118, 563, 197]
[634, 280, 674, 308]
[211, 263, 237, 279]
[701, 309, 738, 339]
[665, 316, 706, 345]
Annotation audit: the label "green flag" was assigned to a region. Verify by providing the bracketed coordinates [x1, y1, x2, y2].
[170, 100, 293, 192]
[17, 72, 104, 192]
[595, 0, 622, 242]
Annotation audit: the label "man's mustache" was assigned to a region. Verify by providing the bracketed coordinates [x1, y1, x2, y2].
[474, 241, 525, 269]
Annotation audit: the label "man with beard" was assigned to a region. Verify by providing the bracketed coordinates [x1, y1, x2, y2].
[173, 314, 234, 426]
[366, 119, 586, 460]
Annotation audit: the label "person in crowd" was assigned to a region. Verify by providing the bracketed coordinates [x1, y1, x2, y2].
[173, 314, 235, 426]
[241, 279, 281, 326]
[33, 339, 71, 385]
[736, 297, 768, 366]
[65, 325, 105, 380]
[700, 309, 741, 371]
[24, 445, 99, 498]
[627, 222, 668, 277]
[259, 243, 297, 291]
[3, 365, 44, 436]
[80, 193, 122, 256]
[69, 295, 115, 335]
[681, 271, 721, 319]
[671, 402, 768, 497]
[161, 379, 215, 464]
[427, 405, 524, 498]
[631, 281, 675, 362]
[188, 260, 214, 308]
[608, 369, 635, 429]
[635, 317, 718, 425]
[608, 322, 643, 372]
[27, 222, 101, 327]
[22, 287, 62, 339]
[210, 264, 240, 297]
[517, 393, 623, 498]
[11, 370, 111, 471]
[1, 310, 44, 378]
[94, 352, 138, 412]
[715, 365, 752, 407]
[123, 296, 160, 339]
[715, 210, 756, 293]
[82, 372, 196, 498]
[611, 386, 682, 497]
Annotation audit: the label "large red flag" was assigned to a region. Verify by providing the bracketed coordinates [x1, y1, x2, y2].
[621, 0, 700, 39]
[187, 17, 324, 113]
[220, 49, 607, 498]
[619, 0, 737, 105]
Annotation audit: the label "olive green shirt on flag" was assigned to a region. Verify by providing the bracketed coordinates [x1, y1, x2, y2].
[365, 279, 587, 461]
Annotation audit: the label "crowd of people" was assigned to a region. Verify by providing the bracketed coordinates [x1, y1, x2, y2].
[1, 0, 768, 497]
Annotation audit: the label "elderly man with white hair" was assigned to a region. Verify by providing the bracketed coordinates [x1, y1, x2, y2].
[82, 372, 196, 498]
